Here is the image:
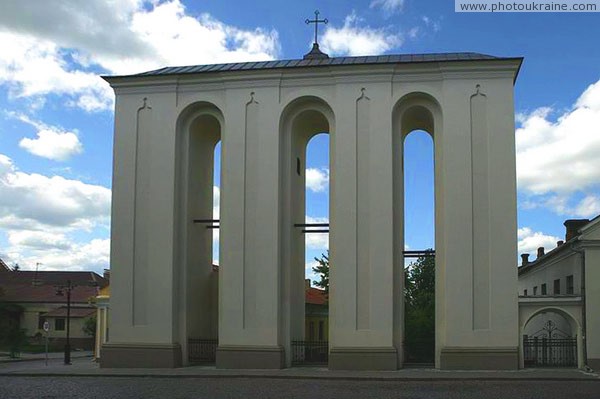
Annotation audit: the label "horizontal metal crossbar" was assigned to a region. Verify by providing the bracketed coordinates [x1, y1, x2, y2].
[193, 219, 220, 229]
[403, 250, 436, 258]
[295, 222, 330, 234]
[294, 223, 330, 227]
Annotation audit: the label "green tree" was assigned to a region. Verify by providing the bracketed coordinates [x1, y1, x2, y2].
[312, 251, 330, 294]
[82, 315, 97, 337]
[404, 252, 435, 362]
[0, 287, 26, 358]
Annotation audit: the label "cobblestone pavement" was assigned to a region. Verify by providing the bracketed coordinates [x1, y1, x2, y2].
[0, 376, 599, 399]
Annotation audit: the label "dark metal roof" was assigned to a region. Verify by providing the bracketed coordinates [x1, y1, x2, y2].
[115, 52, 518, 79]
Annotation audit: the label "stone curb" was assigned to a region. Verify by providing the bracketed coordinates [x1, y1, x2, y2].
[0, 372, 598, 381]
[0, 354, 93, 364]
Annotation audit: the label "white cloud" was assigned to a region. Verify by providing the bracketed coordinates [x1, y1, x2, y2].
[517, 227, 561, 258]
[516, 79, 600, 218]
[408, 27, 420, 39]
[422, 16, 441, 32]
[305, 216, 329, 250]
[14, 114, 83, 161]
[321, 13, 402, 56]
[0, 153, 111, 272]
[0, 153, 110, 230]
[573, 195, 600, 217]
[6, 238, 110, 272]
[7, 230, 72, 251]
[525, 194, 600, 218]
[306, 168, 329, 193]
[517, 80, 600, 194]
[212, 185, 220, 245]
[0, 31, 114, 112]
[0, 0, 280, 112]
[370, 0, 405, 13]
[305, 260, 321, 284]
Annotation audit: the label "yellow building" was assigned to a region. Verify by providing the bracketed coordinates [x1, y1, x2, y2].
[94, 284, 110, 360]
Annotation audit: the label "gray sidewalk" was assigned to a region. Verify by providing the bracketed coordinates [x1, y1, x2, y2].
[0, 357, 598, 380]
[0, 350, 93, 363]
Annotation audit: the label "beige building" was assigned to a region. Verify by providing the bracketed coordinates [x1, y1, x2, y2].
[0, 268, 107, 349]
[101, 50, 522, 370]
[518, 217, 600, 370]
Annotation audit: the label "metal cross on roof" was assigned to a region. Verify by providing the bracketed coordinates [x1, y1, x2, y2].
[303, 10, 329, 60]
[305, 10, 328, 45]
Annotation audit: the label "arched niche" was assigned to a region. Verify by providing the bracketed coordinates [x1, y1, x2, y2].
[175, 102, 223, 365]
[391, 92, 443, 367]
[278, 96, 335, 367]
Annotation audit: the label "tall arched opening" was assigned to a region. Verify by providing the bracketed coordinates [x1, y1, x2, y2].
[393, 93, 442, 368]
[280, 97, 334, 367]
[402, 129, 435, 365]
[176, 103, 223, 365]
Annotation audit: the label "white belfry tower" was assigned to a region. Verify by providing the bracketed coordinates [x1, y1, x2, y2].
[101, 43, 522, 369]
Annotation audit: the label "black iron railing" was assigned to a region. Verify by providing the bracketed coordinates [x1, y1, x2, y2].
[523, 337, 577, 367]
[291, 340, 329, 365]
[404, 338, 435, 365]
[188, 338, 218, 364]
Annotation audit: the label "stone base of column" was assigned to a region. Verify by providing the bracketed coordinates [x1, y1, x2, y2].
[216, 345, 284, 369]
[440, 347, 518, 370]
[100, 343, 182, 368]
[587, 358, 600, 371]
[329, 347, 398, 370]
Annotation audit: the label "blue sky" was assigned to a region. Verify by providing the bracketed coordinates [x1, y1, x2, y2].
[0, 1, 599, 280]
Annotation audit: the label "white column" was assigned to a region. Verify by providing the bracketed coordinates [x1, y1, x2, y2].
[101, 90, 182, 368]
[329, 82, 398, 370]
[437, 77, 519, 369]
[216, 86, 284, 368]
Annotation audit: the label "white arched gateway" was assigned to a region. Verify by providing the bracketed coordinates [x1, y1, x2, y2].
[100, 52, 523, 370]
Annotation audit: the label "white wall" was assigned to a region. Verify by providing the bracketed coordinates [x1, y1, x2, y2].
[106, 58, 521, 368]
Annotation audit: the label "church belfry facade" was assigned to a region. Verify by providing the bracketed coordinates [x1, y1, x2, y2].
[101, 53, 523, 370]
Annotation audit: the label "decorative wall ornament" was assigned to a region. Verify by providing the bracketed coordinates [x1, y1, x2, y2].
[356, 87, 371, 330]
[133, 97, 153, 326]
[470, 84, 491, 331]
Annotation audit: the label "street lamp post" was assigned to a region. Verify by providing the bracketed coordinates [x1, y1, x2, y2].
[55, 279, 73, 365]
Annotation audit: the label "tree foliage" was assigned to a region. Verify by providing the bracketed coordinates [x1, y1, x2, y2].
[404, 253, 435, 348]
[82, 315, 97, 337]
[0, 288, 26, 357]
[312, 251, 330, 294]
[309, 249, 435, 355]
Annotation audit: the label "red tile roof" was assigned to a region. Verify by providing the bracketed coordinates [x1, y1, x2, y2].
[214, 265, 327, 305]
[306, 287, 327, 305]
[0, 271, 107, 304]
[44, 306, 96, 318]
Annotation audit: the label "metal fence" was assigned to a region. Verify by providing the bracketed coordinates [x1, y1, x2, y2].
[188, 338, 218, 364]
[404, 339, 435, 365]
[291, 340, 329, 365]
[523, 337, 577, 367]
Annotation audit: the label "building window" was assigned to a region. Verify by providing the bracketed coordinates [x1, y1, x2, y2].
[37, 313, 47, 330]
[541, 283, 547, 295]
[554, 279, 561, 295]
[533, 286, 538, 295]
[567, 275, 574, 294]
[524, 289, 528, 296]
[55, 318, 65, 331]
[309, 321, 315, 340]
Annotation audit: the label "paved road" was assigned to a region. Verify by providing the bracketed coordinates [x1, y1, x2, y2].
[0, 376, 599, 399]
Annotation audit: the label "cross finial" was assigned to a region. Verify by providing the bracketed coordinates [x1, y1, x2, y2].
[303, 10, 329, 60]
[305, 10, 328, 45]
